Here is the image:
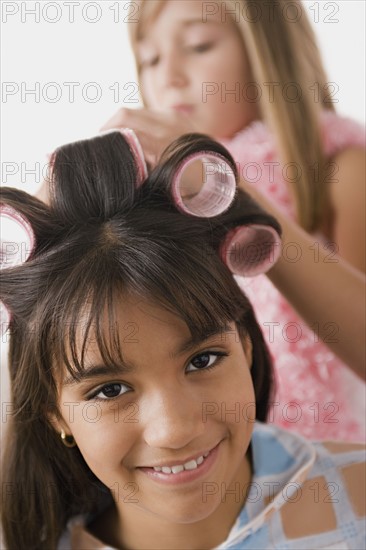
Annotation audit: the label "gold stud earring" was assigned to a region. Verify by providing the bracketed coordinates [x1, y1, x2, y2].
[60, 429, 76, 448]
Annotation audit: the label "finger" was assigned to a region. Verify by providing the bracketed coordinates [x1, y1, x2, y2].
[101, 108, 184, 137]
[137, 131, 160, 168]
[100, 107, 130, 132]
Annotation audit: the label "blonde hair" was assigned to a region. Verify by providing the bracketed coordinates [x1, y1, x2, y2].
[128, 0, 335, 231]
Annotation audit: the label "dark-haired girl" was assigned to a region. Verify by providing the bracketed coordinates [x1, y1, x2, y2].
[1, 132, 365, 549]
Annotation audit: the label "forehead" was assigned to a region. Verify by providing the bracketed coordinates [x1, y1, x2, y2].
[138, 0, 227, 40]
[74, 294, 189, 345]
[105, 296, 191, 346]
[72, 295, 234, 364]
[56, 295, 185, 378]
[156, 0, 221, 21]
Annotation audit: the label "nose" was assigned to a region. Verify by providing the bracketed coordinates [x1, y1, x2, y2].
[160, 50, 189, 89]
[141, 389, 205, 450]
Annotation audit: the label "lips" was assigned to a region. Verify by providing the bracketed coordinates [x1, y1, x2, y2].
[171, 104, 194, 115]
[152, 451, 210, 475]
[137, 441, 222, 485]
[138, 442, 220, 473]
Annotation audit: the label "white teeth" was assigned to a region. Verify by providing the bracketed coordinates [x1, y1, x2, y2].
[153, 453, 208, 474]
[171, 465, 184, 474]
[203, 451, 209, 458]
[184, 459, 198, 470]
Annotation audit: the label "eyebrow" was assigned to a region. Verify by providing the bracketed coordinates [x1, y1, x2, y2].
[138, 18, 220, 44]
[63, 362, 133, 387]
[170, 325, 233, 358]
[62, 326, 234, 387]
[180, 19, 221, 28]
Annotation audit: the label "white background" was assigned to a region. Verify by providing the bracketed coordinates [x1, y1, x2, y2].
[1, 0, 365, 195]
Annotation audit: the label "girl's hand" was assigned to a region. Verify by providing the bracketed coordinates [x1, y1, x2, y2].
[100, 107, 199, 168]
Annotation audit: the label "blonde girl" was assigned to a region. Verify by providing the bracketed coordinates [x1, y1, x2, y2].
[100, 0, 366, 441]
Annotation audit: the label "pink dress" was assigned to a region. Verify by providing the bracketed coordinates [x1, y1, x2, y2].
[222, 110, 366, 442]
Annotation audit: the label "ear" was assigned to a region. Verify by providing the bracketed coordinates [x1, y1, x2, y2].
[46, 405, 73, 437]
[46, 405, 77, 448]
[221, 224, 281, 277]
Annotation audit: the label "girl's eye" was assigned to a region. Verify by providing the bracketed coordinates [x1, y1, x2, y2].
[186, 351, 227, 373]
[140, 56, 159, 69]
[89, 382, 130, 401]
[188, 42, 214, 53]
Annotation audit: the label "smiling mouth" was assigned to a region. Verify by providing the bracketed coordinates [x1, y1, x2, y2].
[137, 441, 222, 484]
[151, 451, 210, 475]
[138, 441, 220, 475]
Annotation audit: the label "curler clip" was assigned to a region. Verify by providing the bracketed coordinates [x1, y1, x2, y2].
[171, 152, 237, 218]
[221, 224, 281, 277]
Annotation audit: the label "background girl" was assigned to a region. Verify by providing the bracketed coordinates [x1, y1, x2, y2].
[1, 131, 365, 549]
[100, 0, 366, 441]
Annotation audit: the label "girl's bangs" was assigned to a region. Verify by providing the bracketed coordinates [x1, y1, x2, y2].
[49, 240, 247, 383]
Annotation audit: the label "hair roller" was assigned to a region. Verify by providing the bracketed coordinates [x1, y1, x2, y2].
[119, 128, 148, 186]
[220, 224, 282, 277]
[0, 204, 35, 336]
[100, 127, 148, 187]
[1, 204, 35, 269]
[171, 151, 237, 218]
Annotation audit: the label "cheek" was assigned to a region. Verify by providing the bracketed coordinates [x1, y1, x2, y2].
[208, 362, 256, 426]
[199, 39, 251, 84]
[196, 61, 255, 134]
[140, 73, 160, 107]
[66, 405, 138, 472]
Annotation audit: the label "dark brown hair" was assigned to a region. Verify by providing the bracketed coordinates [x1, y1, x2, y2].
[0, 132, 280, 549]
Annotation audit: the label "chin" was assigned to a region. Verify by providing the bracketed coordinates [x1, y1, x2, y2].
[140, 491, 222, 525]
[157, 498, 220, 525]
[203, 124, 237, 140]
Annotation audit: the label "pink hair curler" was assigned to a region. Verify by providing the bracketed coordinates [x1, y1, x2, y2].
[0, 204, 34, 337]
[221, 224, 282, 277]
[119, 128, 148, 186]
[100, 127, 148, 187]
[1, 204, 35, 269]
[171, 152, 237, 218]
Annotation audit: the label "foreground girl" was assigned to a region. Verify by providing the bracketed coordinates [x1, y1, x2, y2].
[2, 132, 365, 549]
